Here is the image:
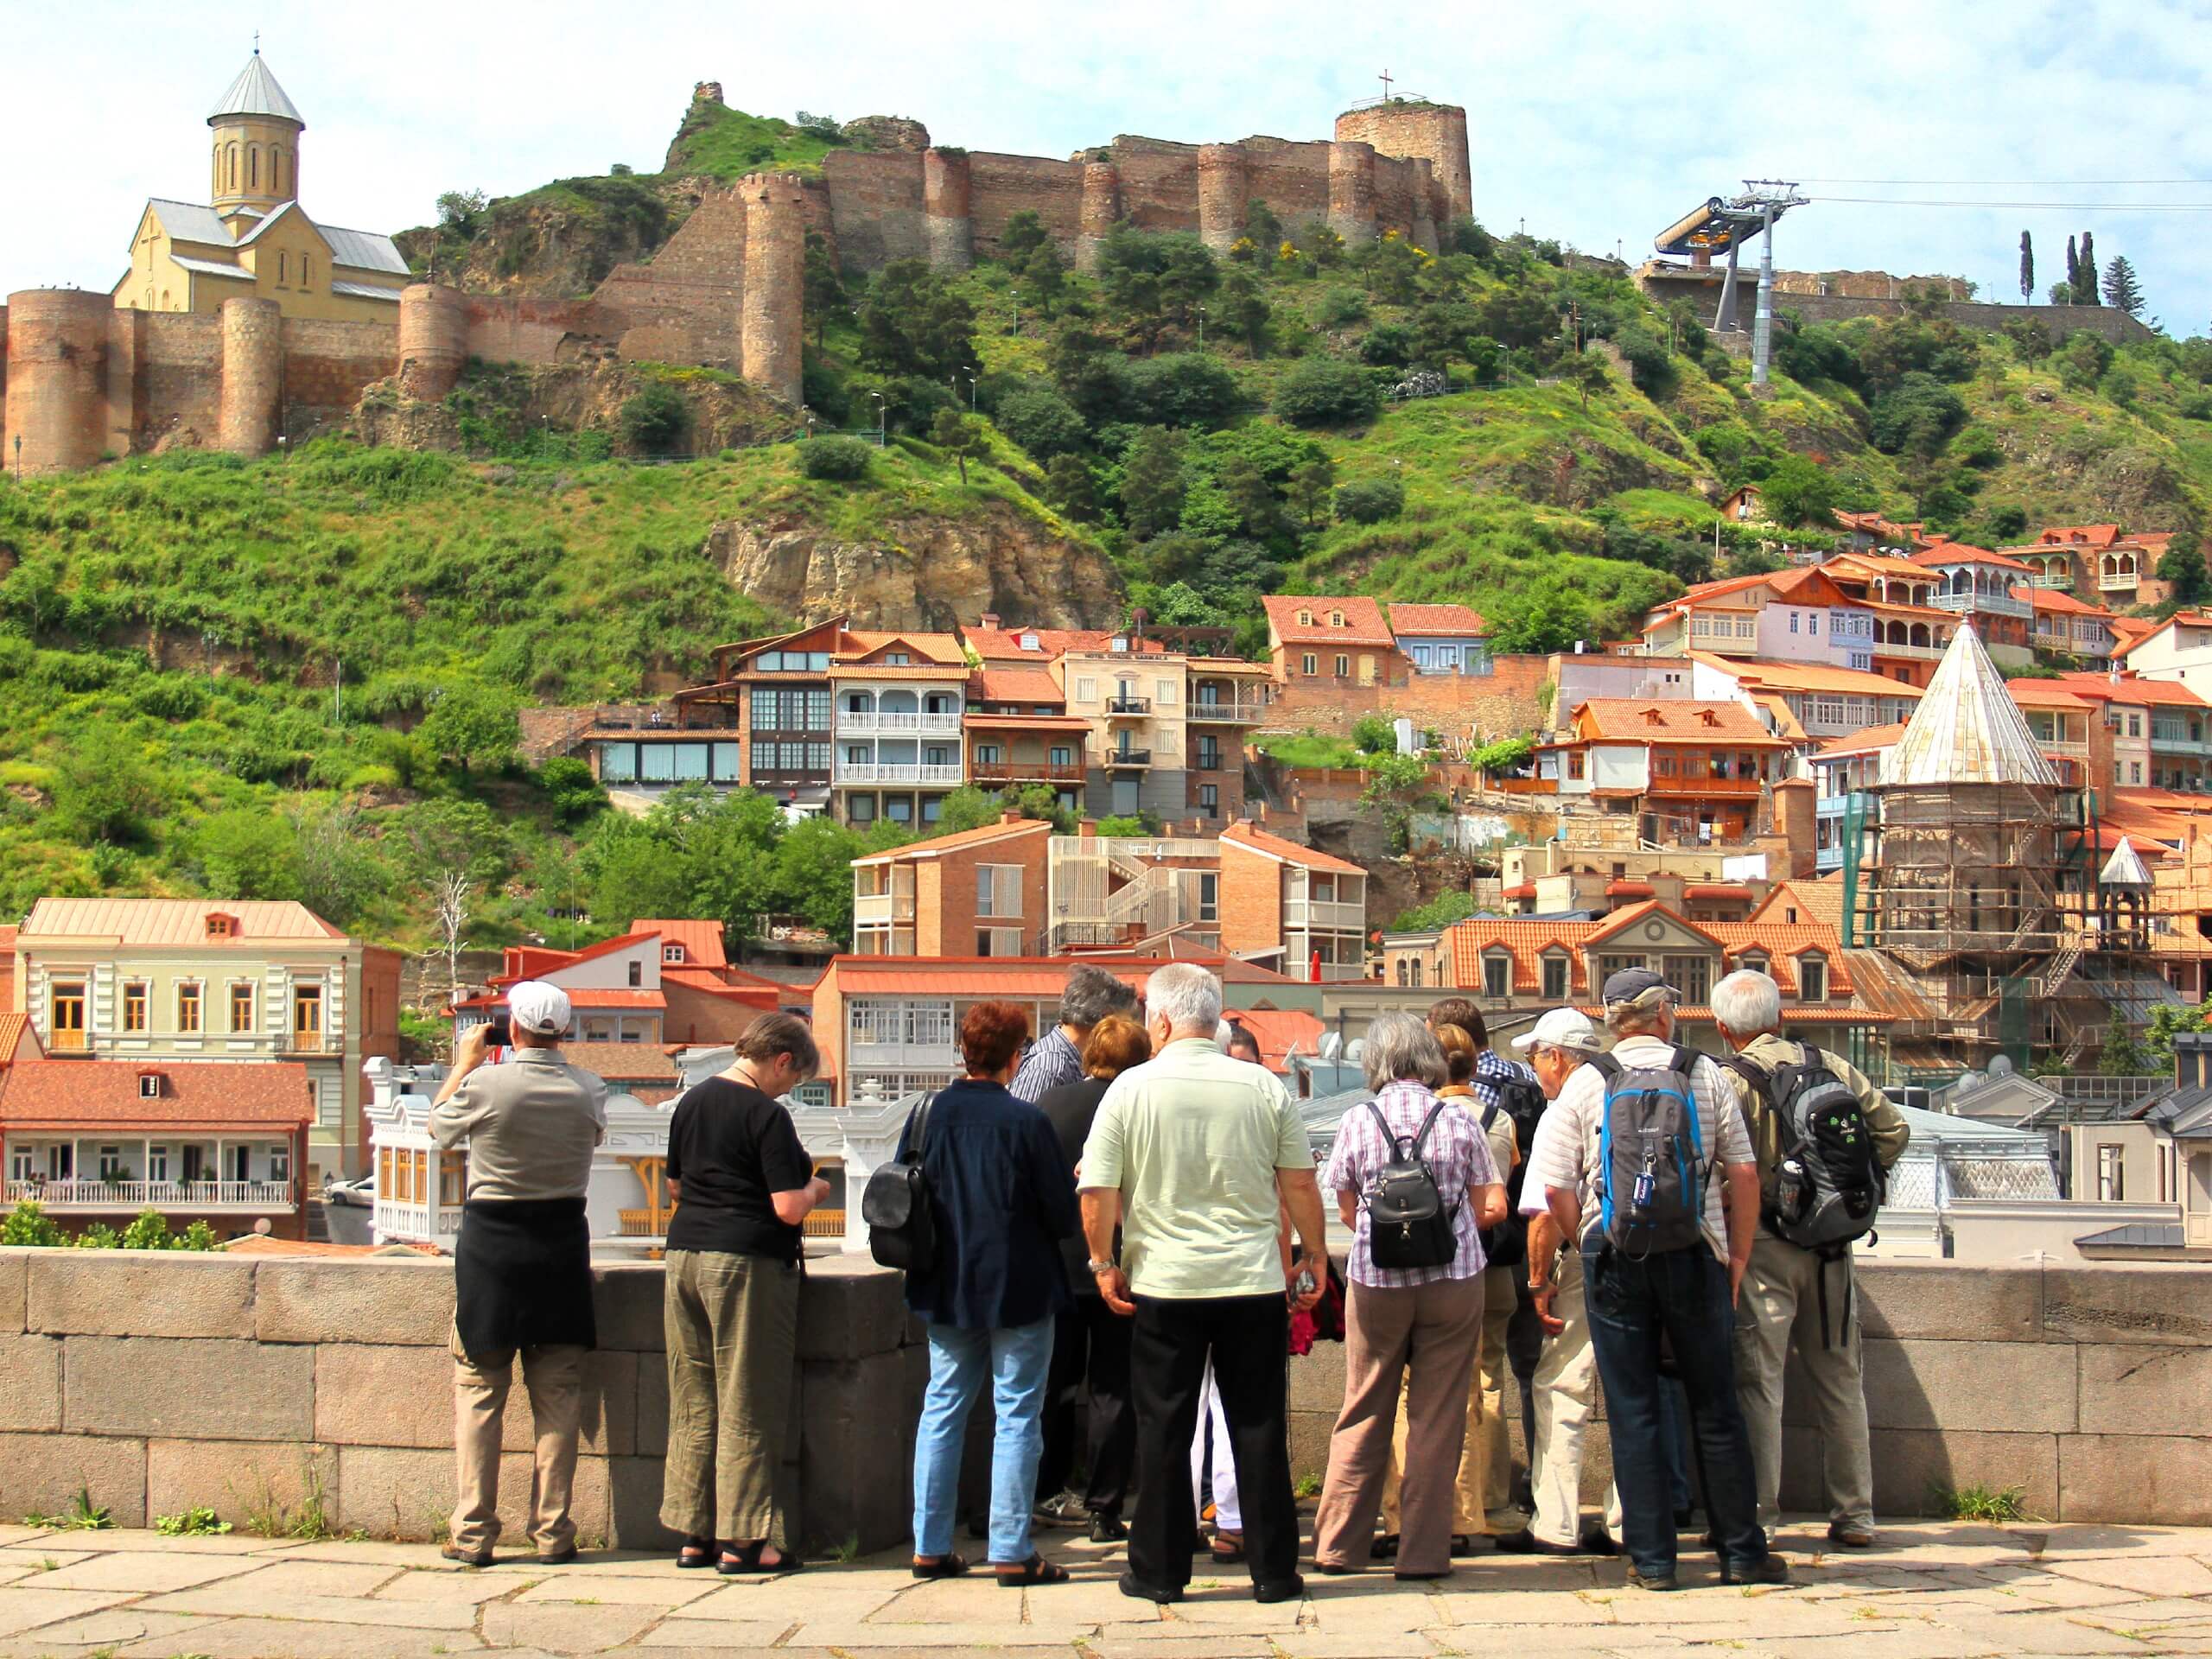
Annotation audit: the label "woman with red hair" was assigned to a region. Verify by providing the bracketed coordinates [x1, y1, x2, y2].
[902, 1001, 1082, 1587]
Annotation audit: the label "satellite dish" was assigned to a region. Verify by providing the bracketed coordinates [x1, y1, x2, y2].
[1988, 1054, 2015, 1078]
[1344, 1038, 1366, 1063]
[1319, 1032, 1343, 1061]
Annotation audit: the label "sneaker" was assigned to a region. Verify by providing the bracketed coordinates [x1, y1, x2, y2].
[1627, 1563, 1681, 1592]
[1721, 1554, 1793, 1586]
[1089, 1513, 1128, 1543]
[1827, 1521, 1877, 1549]
[1032, 1491, 1084, 1529]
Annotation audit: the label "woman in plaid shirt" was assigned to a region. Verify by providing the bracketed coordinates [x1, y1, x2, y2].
[1310, 1014, 1505, 1580]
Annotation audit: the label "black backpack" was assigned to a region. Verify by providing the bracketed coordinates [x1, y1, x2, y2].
[1362, 1097, 1459, 1271]
[1586, 1045, 1708, 1258]
[863, 1093, 938, 1274]
[1479, 1070, 1548, 1269]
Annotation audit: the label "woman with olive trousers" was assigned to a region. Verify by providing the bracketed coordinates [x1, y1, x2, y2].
[659, 1014, 831, 1576]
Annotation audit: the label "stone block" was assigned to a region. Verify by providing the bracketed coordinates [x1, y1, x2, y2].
[1287, 1408, 1332, 1482]
[253, 1258, 454, 1346]
[335, 1444, 612, 1542]
[1858, 1262, 2041, 1343]
[314, 1343, 636, 1454]
[145, 1439, 338, 1529]
[0, 1251, 27, 1334]
[0, 1431, 146, 1528]
[638, 1347, 669, 1451]
[2076, 1344, 2212, 1435]
[2043, 1266, 2212, 1347]
[797, 1255, 911, 1363]
[27, 1254, 255, 1338]
[609, 1454, 684, 1552]
[0, 1334, 60, 1432]
[1288, 1343, 1346, 1414]
[63, 1337, 313, 1441]
[1859, 1338, 2075, 1433]
[1854, 1427, 2059, 1521]
[799, 1349, 918, 1553]
[2057, 1433, 2212, 1525]
[593, 1263, 670, 1352]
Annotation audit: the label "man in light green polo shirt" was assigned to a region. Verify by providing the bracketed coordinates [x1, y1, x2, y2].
[1080, 963, 1325, 1609]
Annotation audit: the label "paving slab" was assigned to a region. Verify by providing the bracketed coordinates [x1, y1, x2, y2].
[675, 1573, 905, 1623]
[1081, 1642, 1274, 1659]
[1423, 1587, 1615, 1626]
[32, 1549, 267, 1592]
[375, 1567, 532, 1604]
[1927, 1611, 2163, 1654]
[0, 1587, 139, 1638]
[772, 1622, 1079, 1649]
[136, 1584, 480, 1630]
[515, 1573, 720, 1607]
[113, 1615, 489, 1657]
[0, 1606, 219, 1649]
[481, 1601, 663, 1653]
[630, 1620, 798, 1649]
[2042, 1553, 2212, 1598]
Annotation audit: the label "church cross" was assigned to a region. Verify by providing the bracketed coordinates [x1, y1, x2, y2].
[1379, 68, 1394, 99]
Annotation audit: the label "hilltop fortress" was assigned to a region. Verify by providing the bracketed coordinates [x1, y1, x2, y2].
[0, 69, 1471, 476]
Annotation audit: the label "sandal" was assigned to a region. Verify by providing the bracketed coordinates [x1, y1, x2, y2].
[676, 1535, 715, 1569]
[1370, 1533, 1401, 1561]
[995, 1555, 1071, 1586]
[912, 1553, 971, 1580]
[718, 1540, 804, 1577]
[1211, 1530, 1246, 1565]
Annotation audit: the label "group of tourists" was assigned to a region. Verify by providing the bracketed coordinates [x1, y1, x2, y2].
[422, 953, 1908, 1599]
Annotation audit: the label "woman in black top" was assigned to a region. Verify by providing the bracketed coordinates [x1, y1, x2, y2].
[659, 1014, 830, 1576]
[1031, 1014, 1151, 1541]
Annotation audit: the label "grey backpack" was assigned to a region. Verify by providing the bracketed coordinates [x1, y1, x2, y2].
[1721, 1049, 1885, 1254]
[1586, 1046, 1707, 1258]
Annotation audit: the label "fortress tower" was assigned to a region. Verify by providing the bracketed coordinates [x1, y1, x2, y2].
[209, 49, 304, 223]
[741, 174, 806, 406]
[1333, 99, 1471, 223]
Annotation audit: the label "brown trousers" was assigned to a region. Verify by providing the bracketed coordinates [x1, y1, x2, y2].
[450, 1325, 586, 1555]
[1380, 1261, 1516, 1534]
[1312, 1272, 1484, 1576]
[659, 1249, 803, 1546]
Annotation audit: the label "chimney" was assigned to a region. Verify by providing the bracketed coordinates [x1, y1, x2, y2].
[1078, 818, 1097, 839]
[980, 612, 1002, 631]
[1001, 809, 1023, 824]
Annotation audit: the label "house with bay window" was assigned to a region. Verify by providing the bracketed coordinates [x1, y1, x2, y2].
[8, 899, 400, 1184]
[0, 1059, 312, 1239]
[830, 632, 970, 830]
[451, 920, 780, 1048]
[850, 815, 1054, 958]
[1531, 700, 1791, 843]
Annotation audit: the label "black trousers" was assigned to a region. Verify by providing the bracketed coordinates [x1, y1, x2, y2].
[1128, 1294, 1298, 1592]
[1506, 1273, 1543, 1490]
[1036, 1295, 1136, 1516]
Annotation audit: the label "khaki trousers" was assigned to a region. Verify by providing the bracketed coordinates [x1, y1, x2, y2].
[1312, 1273, 1484, 1577]
[1380, 1262, 1516, 1535]
[450, 1325, 586, 1555]
[1529, 1251, 1623, 1548]
[659, 1249, 803, 1545]
[1732, 1233, 1874, 1532]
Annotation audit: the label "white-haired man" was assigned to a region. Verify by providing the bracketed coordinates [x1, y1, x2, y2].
[430, 981, 607, 1567]
[1080, 963, 1326, 1607]
[1712, 968, 1909, 1550]
[1520, 969, 1783, 1592]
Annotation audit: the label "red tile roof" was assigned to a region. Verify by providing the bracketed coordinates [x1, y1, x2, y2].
[850, 817, 1053, 867]
[963, 626, 1164, 660]
[0, 1015, 38, 1065]
[1910, 543, 2035, 573]
[1224, 1007, 1329, 1073]
[969, 666, 1066, 705]
[2005, 683, 2097, 710]
[634, 919, 728, 970]
[1262, 595, 1395, 649]
[19, 899, 348, 944]
[1387, 603, 1487, 637]
[553, 1042, 680, 1082]
[1218, 821, 1368, 875]
[1567, 700, 1787, 744]
[2012, 587, 2113, 618]
[2050, 673, 2206, 709]
[0, 1060, 313, 1130]
[1814, 721, 1906, 756]
[2033, 524, 2124, 549]
[1443, 905, 1853, 1001]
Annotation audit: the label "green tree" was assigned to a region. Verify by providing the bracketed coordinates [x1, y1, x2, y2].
[2055, 330, 2115, 391]
[49, 727, 163, 846]
[537, 756, 607, 824]
[1557, 348, 1609, 411]
[995, 383, 1087, 459]
[0, 1203, 65, 1248]
[194, 809, 302, 901]
[2101, 254, 2145, 317]
[929, 408, 982, 484]
[2098, 1007, 2147, 1076]
[1411, 302, 1482, 372]
[999, 210, 1050, 263]
[798, 435, 873, 480]
[1243, 199, 1284, 251]
[1274, 356, 1380, 428]
[859, 259, 978, 378]
[118, 1208, 176, 1251]
[2018, 229, 2034, 303]
[934, 785, 1008, 835]
[1119, 426, 1185, 537]
[2003, 317, 2055, 364]
[1216, 454, 1278, 538]
[770, 815, 865, 942]
[1868, 372, 1968, 458]
[1020, 244, 1068, 320]
[436, 189, 488, 234]
[2144, 1001, 2212, 1071]
[1352, 714, 1397, 754]
[803, 232, 845, 347]
[1287, 455, 1336, 527]
[1470, 735, 1535, 774]
[619, 384, 689, 454]
[416, 679, 522, 779]
[1097, 228, 1219, 346]
[1217, 266, 1270, 354]
[2157, 543, 2211, 609]
[1043, 453, 1096, 521]
[2076, 231, 2100, 306]
[1359, 750, 1434, 853]
[1390, 890, 1477, 931]
[1759, 454, 1840, 528]
[1335, 477, 1404, 524]
[294, 804, 381, 928]
[2065, 234, 2080, 297]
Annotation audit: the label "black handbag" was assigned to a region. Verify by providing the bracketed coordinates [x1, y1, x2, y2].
[863, 1094, 938, 1273]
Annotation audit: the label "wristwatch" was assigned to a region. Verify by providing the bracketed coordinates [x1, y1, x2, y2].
[1087, 1258, 1117, 1274]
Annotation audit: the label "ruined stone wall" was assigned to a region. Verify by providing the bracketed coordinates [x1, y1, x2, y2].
[1109, 136, 1203, 233]
[1243, 137, 1332, 231]
[124, 306, 226, 453]
[820, 149, 928, 269]
[218, 296, 283, 457]
[277, 315, 402, 434]
[1334, 101, 1473, 220]
[970, 153, 1084, 260]
[1264, 655, 1554, 744]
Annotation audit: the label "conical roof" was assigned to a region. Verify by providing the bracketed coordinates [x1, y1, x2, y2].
[1878, 622, 2058, 789]
[2101, 836, 2152, 887]
[209, 52, 303, 127]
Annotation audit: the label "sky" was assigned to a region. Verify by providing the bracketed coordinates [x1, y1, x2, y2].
[10, 0, 2212, 333]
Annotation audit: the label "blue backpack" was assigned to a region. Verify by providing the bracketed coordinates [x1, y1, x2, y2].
[1586, 1045, 1708, 1257]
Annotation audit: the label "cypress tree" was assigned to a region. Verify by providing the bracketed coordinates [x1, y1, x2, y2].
[2065, 235, 2079, 298]
[2018, 231, 2034, 302]
[2077, 232, 2100, 307]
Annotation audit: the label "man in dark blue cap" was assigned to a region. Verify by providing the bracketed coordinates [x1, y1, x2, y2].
[1517, 967, 1784, 1592]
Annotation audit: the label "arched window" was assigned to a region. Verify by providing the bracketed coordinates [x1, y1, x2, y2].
[271, 148, 283, 196]
[249, 147, 258, 189]
[300, 254, 309, 289]
[278, 252, 288, 284]
[229, 144, 238, 190]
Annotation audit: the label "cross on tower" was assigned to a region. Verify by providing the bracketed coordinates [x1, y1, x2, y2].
[253, 29, 260, 53]
[1379, 67, 1394, 100]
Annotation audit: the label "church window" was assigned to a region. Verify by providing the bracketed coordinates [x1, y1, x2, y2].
[301, 254, 309, 288]
[250, 147, 258, 189]
[278, 252, 288, 284]
[272, 148, 283, 195]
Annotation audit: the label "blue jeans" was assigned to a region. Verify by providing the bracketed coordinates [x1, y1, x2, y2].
[912, 1317, 1055, 1564]
[1585, 1245, 1766, 1578]
[1658, 1379, 1694, 1514]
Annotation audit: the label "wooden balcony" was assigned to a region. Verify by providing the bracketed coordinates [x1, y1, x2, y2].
[1645, 775, 1764, 798]
[969, 758, 1086, 784]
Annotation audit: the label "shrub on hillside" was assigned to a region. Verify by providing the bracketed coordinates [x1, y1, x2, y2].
[1359, 324, 1415, 367]
[619, 384, 690, 454]
[1124, 353, 1241, 429]
[1319, 287, 1370, 327]
[1274, 356, 1380, 427]
[995, 383, 1089, 459]
[1335, 478, 1404, 524]
[798, 435, 874, 480]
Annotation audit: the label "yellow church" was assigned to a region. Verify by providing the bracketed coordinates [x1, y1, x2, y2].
[113, 50, 409, 322]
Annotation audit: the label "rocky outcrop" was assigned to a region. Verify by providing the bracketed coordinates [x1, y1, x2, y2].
[350, 359, 796, 456]
[842, 115, 930, 152]
[703, 505, 1124, 631]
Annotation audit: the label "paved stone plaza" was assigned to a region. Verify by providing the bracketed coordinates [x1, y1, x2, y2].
[0, 1518, 2203, 1658]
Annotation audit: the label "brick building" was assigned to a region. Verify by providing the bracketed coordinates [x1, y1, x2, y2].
[850, 815, 1054, 958]
[1529, 699, 1791, 842]
[1264, 595, 1401, 686]
[1219, 821, 1370, 982]
[451, 920, 780, 1047]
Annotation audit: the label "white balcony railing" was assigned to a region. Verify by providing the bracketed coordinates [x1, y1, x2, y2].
[1871, 640, 1947, 660]
[833, 762, 964, 786]
[833, 710, 963, 737]
[1287, 900, 1367, 930]
[5, 1179, 295, 1211]
[853, 892, 918, 924]
[1186, 701, 1268, 723]
[2099, 573, 2140, 593]
[375, 1201, 464, 1241]
[1929, 590, 2033, 619]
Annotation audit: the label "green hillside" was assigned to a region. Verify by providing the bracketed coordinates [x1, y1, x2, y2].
[9, 128, 2210, 951]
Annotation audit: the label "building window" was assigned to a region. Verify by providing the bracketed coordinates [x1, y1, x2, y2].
[1541, 954, 1569, 1001]
[1198, 872, 1219, 924]
[977, 864, 1023, 918]
[1484, 953, 1511, 998]
[98, 1145, 125, 1181]
[1596, 954, 1644, 983]
[229, 982, 257, 1034]
[1335, 654, 1351, 677]
[2097, 1144, 2126, 1203]
[1301, 654, 1318, 677]
[627, 959, 644, 988]
[886, 797, 912, 823]
[1198, 735, 1221, 770]
[147, 1145, 168, 1184]
[1666, 955, 1712, 1004]
[1395, 958, 1410, 987]
[1567, 752, 1586, 780]
[269, 1144, 291, 1185]
[177, 982, 202, 1033]
[292, 985, 322, 1047]
[1199, 784, 1220, 817]
[1797, 956, 1827, 1001]
[1409, 959, 1424, 988]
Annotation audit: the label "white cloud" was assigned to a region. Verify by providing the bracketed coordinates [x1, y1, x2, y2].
[9, 0, 2209, 329]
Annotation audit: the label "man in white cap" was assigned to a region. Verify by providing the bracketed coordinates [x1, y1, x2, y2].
[430, 981, 608, 1567]
[1492, 1008, 1622, 1557]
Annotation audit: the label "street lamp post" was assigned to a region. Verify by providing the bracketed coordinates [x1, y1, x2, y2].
[11, 436, 20, 481]
[872, 392, 887, 447]
[1197, 305, 1206, 347]
[963, 366, 977, 412]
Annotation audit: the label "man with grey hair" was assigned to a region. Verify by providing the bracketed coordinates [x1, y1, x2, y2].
[1080, 962, 1326, 1607]
[1520, 969, 1782, 1591]
[1712, 968, 1908, 1550]
[1013, 963, 1141, 1104]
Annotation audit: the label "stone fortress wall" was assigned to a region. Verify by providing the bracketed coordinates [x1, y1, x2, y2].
[0, 97, 1471, 475]
[0, 1249, 2203, 1552]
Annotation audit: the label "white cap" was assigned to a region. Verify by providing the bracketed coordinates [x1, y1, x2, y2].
[1510, 1007, 1602, 1056]
[505, 980, 572, 1038]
